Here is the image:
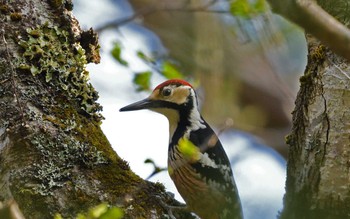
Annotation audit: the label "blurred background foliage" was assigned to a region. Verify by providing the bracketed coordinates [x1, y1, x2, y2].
[55, 203, 124, 219]
[106, 0, 307, 157]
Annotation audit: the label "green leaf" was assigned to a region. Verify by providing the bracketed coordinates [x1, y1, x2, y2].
[75, 213, 86, 219]
[99, 207, 124, 219]
[230, 0, 268, 18]
[111, 42, 128, 66]
[178, 138, 200, 162]
[162, 61, 183, 79]
[133, 71, 152, 91]
[89, 203, 108, 218]
[53, 213, 63, 219]
[144, 158, 155, 164]
[137, 51, 146, 60]
[136, 51, 154, 63]
[230, 0, 251, 18]
[254, 0, 268, 13]
[61, 204, 124, 219]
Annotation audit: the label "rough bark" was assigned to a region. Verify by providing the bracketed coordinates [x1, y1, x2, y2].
[280, 35, 350, 218]
[0, 0, 191, 218]
[269, 1, 350, 218]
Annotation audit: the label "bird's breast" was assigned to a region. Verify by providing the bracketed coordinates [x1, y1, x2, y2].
[167, 146, 228, 219]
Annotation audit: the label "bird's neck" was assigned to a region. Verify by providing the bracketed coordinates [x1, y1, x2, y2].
[163, 109, 181, 142]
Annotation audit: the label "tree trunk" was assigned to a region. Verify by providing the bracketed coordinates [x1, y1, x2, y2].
[280, 34, 350, 218]
[275, 0, 350, 218]
[0, 0, 190, 218]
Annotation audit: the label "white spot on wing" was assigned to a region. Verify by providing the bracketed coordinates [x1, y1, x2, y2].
[200, 152, 218, 168]
[198, 152, 235, 187]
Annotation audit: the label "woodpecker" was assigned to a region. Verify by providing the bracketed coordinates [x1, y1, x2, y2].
[120, 79, 243, 219]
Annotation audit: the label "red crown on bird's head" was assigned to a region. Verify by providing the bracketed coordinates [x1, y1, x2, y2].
[154, 79, 193, 90]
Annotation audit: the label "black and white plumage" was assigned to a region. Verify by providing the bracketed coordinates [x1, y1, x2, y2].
[120, 79, 243, 219]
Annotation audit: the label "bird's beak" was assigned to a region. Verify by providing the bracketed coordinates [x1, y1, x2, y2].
[119, 98, 155, 112]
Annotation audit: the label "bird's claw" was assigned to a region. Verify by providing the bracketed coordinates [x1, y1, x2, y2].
[155, 195, 187, 219]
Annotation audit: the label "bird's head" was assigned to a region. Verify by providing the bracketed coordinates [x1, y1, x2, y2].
[120, 79, 203, 136]
[120, 79, 197, 114]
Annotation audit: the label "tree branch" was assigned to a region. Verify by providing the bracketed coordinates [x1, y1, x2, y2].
[267, 0, 350, 61]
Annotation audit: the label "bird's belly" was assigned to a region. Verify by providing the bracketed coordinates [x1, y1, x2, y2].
[168, 159, 226, 219]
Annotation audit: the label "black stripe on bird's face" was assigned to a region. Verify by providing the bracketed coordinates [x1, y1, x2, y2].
[120, 84, 196, 116]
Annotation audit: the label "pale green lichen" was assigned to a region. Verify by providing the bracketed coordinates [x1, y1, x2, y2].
[29, 133, 108, 195]
[18, 22, 101, 116]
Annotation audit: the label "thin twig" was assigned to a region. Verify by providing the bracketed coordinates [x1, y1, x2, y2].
[95, 0, 228, 33]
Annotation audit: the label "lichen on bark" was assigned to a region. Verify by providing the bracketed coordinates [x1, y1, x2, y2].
[0, 0, 193, 218]
[17, 22, 101, 116]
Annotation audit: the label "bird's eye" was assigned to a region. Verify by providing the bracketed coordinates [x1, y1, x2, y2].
[162, 88, 172, 97]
